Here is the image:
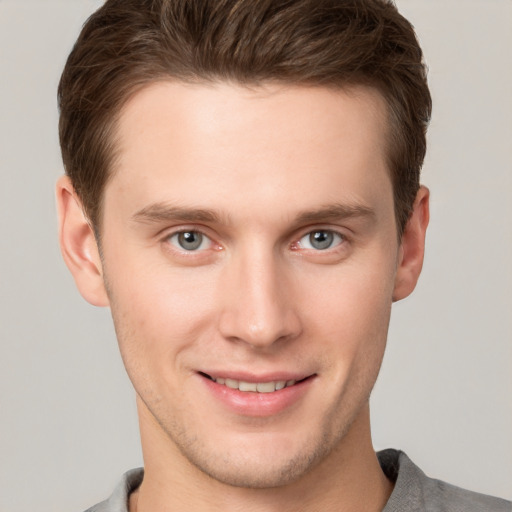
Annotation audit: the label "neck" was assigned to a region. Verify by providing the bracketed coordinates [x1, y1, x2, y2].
[131, 400, 393, 512]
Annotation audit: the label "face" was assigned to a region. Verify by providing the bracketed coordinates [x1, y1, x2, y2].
[86, 82, 405, 487]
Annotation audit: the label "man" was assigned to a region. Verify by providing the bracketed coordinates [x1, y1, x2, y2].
[55, 0, 511, 511]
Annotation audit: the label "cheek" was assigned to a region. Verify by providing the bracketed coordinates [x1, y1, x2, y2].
[300, 254, 396, 370]
[107, 249, 217, 327]
[104, 259, 220, 385]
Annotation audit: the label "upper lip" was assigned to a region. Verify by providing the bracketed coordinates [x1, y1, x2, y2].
[198, 370, 314, 383]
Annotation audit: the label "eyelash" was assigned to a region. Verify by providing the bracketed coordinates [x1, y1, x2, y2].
[295, 230, 346, 252]
[163, 226, 348, 255]
[167, 230, 213, 252]
[162, 229, 220, 258]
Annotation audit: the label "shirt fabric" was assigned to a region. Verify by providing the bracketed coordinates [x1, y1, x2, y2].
[84, 449, 511, 511]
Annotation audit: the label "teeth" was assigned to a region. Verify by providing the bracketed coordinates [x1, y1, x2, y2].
[213, 377, 298, 393]
[225, 378, 238, 389]
[239, 381, 257, 392]
[256, 382, 275, 393]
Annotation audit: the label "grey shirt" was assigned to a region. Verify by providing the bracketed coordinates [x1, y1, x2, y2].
[85, 449, 511, 511]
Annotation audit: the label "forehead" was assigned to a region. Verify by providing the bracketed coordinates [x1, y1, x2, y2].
[116, 80, 389, 157]
[106, 81, 393, 225]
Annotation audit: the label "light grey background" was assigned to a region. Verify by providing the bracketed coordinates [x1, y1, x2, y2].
[0, 1, 510, 510]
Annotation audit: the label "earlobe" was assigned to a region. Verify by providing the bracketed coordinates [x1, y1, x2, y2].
[392, 186, 430, 302]
[56, 175, 109, 307]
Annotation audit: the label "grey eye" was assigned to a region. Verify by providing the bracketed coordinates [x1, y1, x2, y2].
[299, 230, 343, 250]
[170, 231, 209, 251]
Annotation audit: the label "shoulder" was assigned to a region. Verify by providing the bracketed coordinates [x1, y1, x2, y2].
[83, 468, 144, 512]
[422, 477, 512, 512]
[378, 449, 511, 512]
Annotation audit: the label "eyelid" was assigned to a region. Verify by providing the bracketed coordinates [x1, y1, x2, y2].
[160, 224, 211, 240]
[293, 227, 348, 251]
[169, 231, 211, 251]
[159, 224, 349, 253]
[161, 226, 219, 253]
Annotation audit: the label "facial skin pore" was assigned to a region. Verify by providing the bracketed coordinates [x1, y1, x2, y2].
[57, 82, 429, 512]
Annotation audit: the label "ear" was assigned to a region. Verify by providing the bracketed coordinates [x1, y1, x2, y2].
[393, 186, 430, 302]
[56, 175, 109, 307]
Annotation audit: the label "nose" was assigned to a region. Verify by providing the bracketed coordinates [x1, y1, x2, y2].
[218, 247, 302, 350]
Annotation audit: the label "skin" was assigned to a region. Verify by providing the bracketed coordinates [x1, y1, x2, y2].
[57, 82, 429, 512]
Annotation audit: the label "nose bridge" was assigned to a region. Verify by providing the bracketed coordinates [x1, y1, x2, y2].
[218, 242, 301, 348]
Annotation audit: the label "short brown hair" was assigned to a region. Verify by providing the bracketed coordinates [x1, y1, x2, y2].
[58, 0, 431, 236]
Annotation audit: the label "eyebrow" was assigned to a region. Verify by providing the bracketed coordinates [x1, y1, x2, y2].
[131, 202, 376, 226]
[132, 203, 224, 224]
[294, 203, 376, 225]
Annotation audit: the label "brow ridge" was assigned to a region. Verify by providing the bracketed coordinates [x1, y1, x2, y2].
[132, 203, 222, 224]
[131, 201, 375, 227]
[294, 203, 376, 225]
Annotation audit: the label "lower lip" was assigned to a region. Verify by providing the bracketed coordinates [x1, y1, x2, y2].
[200, 375, 314, 417]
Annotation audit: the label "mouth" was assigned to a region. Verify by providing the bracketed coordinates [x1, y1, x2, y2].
[199, 372, 311, 393]
[198, 371, 316, 416]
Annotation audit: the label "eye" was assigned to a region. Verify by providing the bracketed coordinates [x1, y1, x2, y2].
[298, 230, 344, 250]
[168, 231, 211, 251]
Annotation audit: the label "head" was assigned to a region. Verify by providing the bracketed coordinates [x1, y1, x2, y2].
[57, 0, 431, 492]
[58, 0, 431, 239]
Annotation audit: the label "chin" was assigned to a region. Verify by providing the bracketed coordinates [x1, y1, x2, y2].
[185, 443, 328, 489]
[167, 420, 345, 490]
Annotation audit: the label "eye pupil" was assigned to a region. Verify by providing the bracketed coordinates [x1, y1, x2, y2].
[178, 231, 203, 250]
[309, 231, 334, 250]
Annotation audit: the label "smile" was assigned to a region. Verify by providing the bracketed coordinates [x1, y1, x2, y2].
[199, 372, 315, 416]
[200, 372, 309, 393]
[215, 377, 296, 393]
